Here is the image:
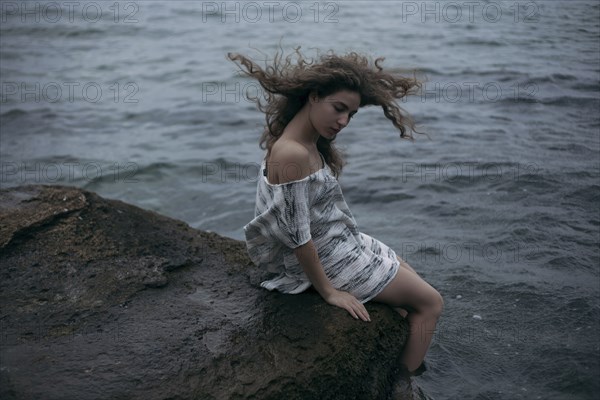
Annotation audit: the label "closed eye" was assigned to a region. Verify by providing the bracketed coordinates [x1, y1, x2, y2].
[334, 102, 357, 118]
[335, 106, 356, 119]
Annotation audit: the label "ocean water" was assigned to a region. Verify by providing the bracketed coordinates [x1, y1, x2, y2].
[1, 1, 599, 398]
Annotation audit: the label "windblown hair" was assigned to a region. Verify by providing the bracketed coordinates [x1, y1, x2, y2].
[227, 46, 424, 178]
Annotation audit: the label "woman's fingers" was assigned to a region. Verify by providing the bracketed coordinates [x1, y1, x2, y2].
[354, 298, 370, 322]
[345, 298, 370, 322]
[347, 307, 359, 320]
[358, 304, 371, 322]
[327, 290, 371, 322]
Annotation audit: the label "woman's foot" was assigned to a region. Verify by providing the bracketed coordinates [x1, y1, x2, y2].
[410, 361, 427, 377]
[391, 363, 432, 400]
[399, 361, 428, 377]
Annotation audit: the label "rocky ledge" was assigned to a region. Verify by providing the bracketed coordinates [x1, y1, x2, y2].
[0, 184, 427, 400]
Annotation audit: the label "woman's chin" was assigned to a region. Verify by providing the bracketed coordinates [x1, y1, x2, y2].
[321, 131, 337, 141]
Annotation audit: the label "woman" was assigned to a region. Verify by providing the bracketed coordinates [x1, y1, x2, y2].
[230, 47, 443, 375]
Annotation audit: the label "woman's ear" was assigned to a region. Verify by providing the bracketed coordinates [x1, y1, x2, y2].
[308, 90, 318, 104]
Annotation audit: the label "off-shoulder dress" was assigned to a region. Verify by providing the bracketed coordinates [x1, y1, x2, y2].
[243, 152, 400, 303]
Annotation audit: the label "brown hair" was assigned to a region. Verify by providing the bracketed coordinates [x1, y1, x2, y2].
[228, 46, 424, 178]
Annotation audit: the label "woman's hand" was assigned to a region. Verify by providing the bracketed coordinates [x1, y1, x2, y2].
[292, 241, 370, 322]
[324, 289, 371, 322]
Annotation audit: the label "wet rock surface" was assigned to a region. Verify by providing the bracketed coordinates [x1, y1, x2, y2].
[0, 184, 427, 400]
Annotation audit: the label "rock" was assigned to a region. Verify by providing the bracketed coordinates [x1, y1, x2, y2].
[0, 184, 428, 400]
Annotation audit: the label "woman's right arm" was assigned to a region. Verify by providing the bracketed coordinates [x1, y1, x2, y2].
[275, 144, 370, 322]
[294, 240, 371, 322]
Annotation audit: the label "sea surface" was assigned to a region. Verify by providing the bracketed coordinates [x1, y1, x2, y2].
[1, 1, 599, 398]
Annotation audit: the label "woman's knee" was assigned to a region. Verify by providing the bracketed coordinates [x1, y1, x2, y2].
[416, 283, 444, 319]
[374, 266, 442, 314]
[429, 288, 444, 318]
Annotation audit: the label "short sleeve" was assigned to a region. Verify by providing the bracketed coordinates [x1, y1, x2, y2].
[269, 180, 312, 249]
[243, 177, 313, 270]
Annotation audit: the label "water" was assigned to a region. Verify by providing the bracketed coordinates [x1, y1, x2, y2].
[1, 1, 599, 398]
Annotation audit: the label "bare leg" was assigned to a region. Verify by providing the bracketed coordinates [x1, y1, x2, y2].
[393, 258, 416, 318]
[372, 265, 443, 372]
[397, 255, 418, 276]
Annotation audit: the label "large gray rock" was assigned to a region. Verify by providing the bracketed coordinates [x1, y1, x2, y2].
[0, 184, 428, 399]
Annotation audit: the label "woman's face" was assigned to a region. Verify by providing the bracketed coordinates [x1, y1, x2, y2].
[309, 89, 360, 140]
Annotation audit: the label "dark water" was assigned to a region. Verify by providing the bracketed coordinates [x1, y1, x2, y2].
[1, 1, 599, 398]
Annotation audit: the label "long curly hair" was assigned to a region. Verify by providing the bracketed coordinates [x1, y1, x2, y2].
[228, 46, 424, 178]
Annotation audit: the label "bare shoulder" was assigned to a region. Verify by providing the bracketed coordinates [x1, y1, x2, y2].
[269, 140, 312, 184]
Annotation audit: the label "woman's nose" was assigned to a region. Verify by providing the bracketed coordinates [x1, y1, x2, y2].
[338, 115, 350, 127]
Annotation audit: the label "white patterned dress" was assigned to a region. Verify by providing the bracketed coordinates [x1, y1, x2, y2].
[244, 152, 400, 303]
